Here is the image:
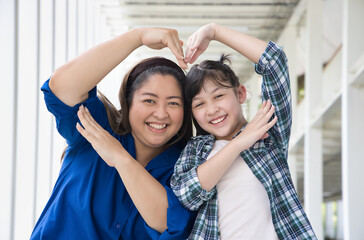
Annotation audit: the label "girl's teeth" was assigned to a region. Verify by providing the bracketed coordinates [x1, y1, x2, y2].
[211, 116, 225, 124]
[149, 123, 167, 129]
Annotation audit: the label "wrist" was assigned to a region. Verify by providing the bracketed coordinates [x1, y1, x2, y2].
[230, 135, 248, 153]
[113, 150, 133, 171]
[129, 28, 144, 48]
[210, 23, 219, 41]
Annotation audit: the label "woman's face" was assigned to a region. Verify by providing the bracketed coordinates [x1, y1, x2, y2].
[129, 73, 184, 151]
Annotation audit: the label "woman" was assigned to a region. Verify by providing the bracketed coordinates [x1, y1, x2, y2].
[30, 27, 195, 239]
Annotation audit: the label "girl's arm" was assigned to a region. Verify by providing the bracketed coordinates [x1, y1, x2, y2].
[76, 105, 169, 233]
[186, 23, 292, 154]
[50, 28, 186, 107]
[196, 100, 277, 191]
[185, 23, 267, 64]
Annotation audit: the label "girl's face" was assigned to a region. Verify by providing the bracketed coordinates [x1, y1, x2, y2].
[191, 79, 246, 140]
[129, 74, 184, 151]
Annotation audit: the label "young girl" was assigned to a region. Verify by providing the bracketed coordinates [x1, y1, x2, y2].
[31, 27, 196, 239]
[171, 23, 317, 239]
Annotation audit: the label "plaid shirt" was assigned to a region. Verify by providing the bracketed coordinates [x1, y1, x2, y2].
[171, 42, 317, 240]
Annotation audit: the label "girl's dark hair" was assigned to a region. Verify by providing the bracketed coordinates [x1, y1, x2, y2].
[185, 54, 240, 135]
[98, 57, 192, 146]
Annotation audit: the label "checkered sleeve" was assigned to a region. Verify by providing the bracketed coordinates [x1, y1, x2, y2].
[170, 139, 216, 211]
[255, 41, 292, 152]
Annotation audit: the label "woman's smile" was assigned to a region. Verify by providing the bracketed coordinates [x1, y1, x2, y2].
[147, 122, 168, 131]
[129, 74, 184, 149]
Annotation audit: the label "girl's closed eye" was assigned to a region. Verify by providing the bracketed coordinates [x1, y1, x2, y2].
[214, 94, 224, 99]
[193, 102, 204, 108]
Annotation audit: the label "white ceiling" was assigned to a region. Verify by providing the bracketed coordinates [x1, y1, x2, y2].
[98, 0, 300, 82]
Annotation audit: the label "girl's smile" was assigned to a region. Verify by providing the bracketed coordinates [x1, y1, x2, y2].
[192, 80, 246, 140]
[209, 115, 227, 125]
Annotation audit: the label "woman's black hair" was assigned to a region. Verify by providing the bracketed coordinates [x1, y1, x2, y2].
[62, 57, 193, 162]
[185, 54, 240, 135]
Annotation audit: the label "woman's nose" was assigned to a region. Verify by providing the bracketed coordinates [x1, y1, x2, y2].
[153, 104, 169, 119]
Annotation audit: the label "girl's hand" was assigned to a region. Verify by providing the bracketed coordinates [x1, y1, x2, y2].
[76, 105, 128, 167]
[138, 27, 187, 69]
[184, 23, 216, 64]
[236, 99, 277, 151]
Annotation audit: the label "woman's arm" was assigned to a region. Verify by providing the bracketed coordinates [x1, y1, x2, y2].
[50, 28, 186, 107]
[184, 23, 267, 64]
[76, 105, 168, 233]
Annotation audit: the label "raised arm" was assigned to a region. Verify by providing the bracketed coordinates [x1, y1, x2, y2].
[76, 105, 184, 234]
[196, 100, 276, 191]
[50, 28, 186, 107]
[172, 100, 276, 208]
[185, 23, 267, 64]
[186, 23, 292, 151]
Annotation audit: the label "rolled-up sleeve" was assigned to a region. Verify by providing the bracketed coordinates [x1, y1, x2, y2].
[41, 78, 109, 147]
[144, 186, 196, 240]
[254, 41, 292, 152]
[171, 139, 216, 211]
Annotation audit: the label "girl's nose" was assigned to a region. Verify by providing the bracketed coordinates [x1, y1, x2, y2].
[206, 102, 219, 115]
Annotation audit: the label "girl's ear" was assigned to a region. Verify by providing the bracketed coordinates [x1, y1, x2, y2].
[237, 85, 247, 104]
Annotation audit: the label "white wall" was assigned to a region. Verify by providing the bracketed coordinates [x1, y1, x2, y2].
[244, 0, 364, 239]
[0, 0, 97, 239]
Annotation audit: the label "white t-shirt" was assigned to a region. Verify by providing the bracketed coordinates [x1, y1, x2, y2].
[207, 140, 278, 240]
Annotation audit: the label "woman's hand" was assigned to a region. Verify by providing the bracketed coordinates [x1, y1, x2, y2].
[235, 99, 277, 151]
[76, 105, 128, 167]
[138, 27, 187, 69]
[184, 23, 216, 64]
[76, 105, 170, 232]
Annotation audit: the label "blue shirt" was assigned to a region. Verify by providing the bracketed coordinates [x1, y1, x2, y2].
[30, 79, 196, 240]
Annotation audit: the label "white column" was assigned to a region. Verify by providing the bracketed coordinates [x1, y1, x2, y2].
[304, 0, 323, 239]
[0, 0, 16, 239]
[337, 200, 344, 240]
[13, 0, 39, 239]
[67, 0, 78, 60]
[78, 0, 87, 54]
[342, 0, 364, 239]
[86, 0, 96, 49]
[325, 202, 335, 239]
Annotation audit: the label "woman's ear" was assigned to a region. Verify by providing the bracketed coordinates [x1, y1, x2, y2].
[237, 85, 247, 104]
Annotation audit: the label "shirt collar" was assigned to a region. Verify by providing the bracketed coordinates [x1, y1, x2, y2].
[124, 133, 184, 170]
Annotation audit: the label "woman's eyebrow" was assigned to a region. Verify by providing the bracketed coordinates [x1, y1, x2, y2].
[168, 96, 183, 100]
[142, 92, 182, 100]
[141, 92, 158, 98]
